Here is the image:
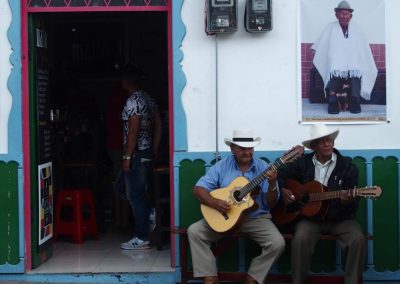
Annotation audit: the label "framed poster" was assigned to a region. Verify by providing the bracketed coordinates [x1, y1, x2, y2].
[299, 0, 386, 123]
[38, 162, 53, 246]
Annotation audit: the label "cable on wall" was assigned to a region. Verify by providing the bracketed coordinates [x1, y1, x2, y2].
[214, 33, 221, 162]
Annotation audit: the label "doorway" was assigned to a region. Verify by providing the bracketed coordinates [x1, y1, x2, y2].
[27, 11, 171, 272]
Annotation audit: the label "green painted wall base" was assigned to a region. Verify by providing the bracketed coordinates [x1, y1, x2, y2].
[0, 161, 20, 267]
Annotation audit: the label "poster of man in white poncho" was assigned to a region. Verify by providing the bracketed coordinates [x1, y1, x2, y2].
[299, 0, 386, 123]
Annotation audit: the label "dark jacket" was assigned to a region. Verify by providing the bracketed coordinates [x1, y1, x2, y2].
[278, 148, 359, 221]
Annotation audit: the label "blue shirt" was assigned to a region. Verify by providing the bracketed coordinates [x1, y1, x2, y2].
[196, 155, 280, 218]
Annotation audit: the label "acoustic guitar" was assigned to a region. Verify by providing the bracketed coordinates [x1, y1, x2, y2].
[272, 179, 382, 225]
[201, 146, 304, 234]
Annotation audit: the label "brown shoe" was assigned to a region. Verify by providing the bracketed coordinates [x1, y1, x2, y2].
[244, 274, 258, 284]
[204, 276, 218, 284]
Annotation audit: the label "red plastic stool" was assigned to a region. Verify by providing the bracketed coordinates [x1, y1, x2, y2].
[54, 188, 98, 244]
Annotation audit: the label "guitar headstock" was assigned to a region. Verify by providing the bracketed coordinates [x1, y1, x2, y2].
[281, 145, 305, 164]
[356, 186, 382, 199]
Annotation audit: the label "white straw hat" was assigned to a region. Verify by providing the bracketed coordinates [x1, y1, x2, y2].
[302, 124, 339, 149]
[224, 130, 261, 148]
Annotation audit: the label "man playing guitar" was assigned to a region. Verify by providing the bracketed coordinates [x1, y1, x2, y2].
[278, 123, 366, 284]
[188, 130, 285, 284]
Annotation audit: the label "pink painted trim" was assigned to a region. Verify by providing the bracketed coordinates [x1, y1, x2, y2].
[27, 6, 168, 12]
[167, 0, 175, 267]
[21, 0, 32, 271]
[22, 2, 174, 271]
[27, 0, 169, 7]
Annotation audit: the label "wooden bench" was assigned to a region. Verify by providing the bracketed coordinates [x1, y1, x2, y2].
[172, 226, 372, 284]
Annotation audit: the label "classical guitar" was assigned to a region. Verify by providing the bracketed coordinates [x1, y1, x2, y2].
[272, 179, 382, 225]
[201, 146, 304, 234]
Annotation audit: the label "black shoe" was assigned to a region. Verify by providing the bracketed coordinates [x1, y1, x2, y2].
[349, 98, 361, 113]
[328, 102, 339, 114]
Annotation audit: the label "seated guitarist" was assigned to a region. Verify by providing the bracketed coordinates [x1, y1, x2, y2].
[187, 130, 285, 284]
[277, 123, 366, 284]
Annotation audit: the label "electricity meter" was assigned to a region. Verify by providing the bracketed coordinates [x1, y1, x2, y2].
[205, 0, 238, 35]
[245, 0, 272, 32]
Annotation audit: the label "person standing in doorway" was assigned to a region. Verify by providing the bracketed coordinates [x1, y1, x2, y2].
[119, 64, 162, 250]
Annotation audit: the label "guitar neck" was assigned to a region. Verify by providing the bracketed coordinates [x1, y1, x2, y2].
[309, 189, 359, 202]
[309, 191, 341, 202]
[238, 158, 284, 200]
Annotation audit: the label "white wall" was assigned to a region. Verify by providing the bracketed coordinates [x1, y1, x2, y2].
[181, 0, 400, 152]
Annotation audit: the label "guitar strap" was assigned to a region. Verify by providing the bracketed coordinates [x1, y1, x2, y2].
[305, 157, 315, 183]
[332, 157, 351, 190]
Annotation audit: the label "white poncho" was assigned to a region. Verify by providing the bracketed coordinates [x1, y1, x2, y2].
[311, 21, 378, 100]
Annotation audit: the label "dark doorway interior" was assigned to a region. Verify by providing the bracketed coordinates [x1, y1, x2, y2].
[31, 11, 170, 270]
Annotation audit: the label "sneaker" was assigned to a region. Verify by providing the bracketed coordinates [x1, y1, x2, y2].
[120, 237, 150, 250]
[149, 207, 156, 232]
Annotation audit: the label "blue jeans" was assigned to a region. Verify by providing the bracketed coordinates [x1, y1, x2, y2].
[122, 149, 154, 240]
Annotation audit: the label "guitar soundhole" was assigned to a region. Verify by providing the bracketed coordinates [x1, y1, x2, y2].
[300, 194, 310, 204]
[233, 190, 242, 202]
[287, 194, 310, 212]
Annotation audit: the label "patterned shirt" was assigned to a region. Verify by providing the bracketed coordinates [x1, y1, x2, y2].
[196, 155, 280, 218]
[121, 90, 158, 151]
